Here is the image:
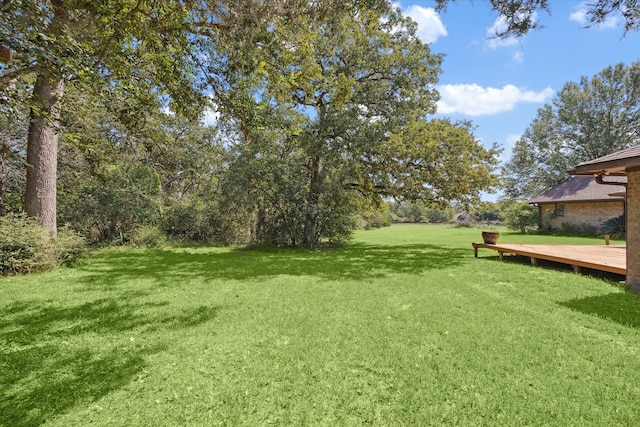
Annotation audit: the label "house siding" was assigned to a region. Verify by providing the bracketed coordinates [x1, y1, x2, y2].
[538, 201, 624, 231]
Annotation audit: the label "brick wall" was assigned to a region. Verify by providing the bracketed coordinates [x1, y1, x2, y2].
[538, 201, 624, 232]
[627, 170, 640, 292]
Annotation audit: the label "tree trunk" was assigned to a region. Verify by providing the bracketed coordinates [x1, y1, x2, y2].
[303, 156, 322, 248]
[25, 73, 65, 235]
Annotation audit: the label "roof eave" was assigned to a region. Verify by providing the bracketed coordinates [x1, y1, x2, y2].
[571, 156, 640, 176]
[528, 197, 624, 204]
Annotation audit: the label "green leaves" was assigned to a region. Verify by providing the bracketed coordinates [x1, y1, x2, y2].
[435, 0, 639, 38]
[2, 0, 499, 246]
[215, 2, 496, 246]
[503, 61, 640, 200]
[382, 119, 500, 205]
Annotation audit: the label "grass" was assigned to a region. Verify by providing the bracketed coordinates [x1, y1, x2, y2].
[1, 225, 639, 426]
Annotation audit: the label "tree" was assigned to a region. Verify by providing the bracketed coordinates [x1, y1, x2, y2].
[424, 206, 455, 223]
[0, 0, 287, 234]
[472, 202, 503, 222]
[56, 85, 228, 243]
[222, 2, 499, 247]
[389, 202, 429, 223]
[354, 201, 392, 229]
[1, 1, 203, 233]
[268, 2, 443, 246]
[503, 61, 640, 200]
[503, 201, 538, 233]
[434, 0, 639, 38]
[0, 77, 30, 217]
[387, 119, 499, 204]
[3, 0, 500, 245]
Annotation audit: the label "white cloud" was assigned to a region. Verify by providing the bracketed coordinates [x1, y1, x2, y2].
[570, 8, 588, 25]
[437, 84, 554, 116]
[486, 16, 519, 49]
[570, 3, 620, 28]
[403, 5, 448, 43]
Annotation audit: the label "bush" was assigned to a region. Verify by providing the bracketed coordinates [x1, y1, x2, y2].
[54, 225, 88, 265]
[130, 225, 166, 247]
[601, 215, 625, 239]
[163, 200, 220, 243]
[0, 213, 53, 274]
[503, 202, 538, 233]
[455, 222, 472, 228]
[355, 205, 393, 230]
[424, 207, 455, 224]
[559, 222, 599, 237]
[0, 213, 87, 274]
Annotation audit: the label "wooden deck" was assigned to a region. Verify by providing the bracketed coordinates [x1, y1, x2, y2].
[472, 242, 626, 276]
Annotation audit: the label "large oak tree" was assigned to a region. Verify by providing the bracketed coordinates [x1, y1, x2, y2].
[219, 2, 499, 247]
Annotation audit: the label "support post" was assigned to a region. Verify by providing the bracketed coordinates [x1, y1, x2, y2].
[627, 168, 640, 293]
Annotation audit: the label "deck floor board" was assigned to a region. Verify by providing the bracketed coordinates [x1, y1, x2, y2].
[472, 243, 626, 276]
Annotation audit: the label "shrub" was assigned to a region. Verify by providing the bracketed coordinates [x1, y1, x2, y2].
[0, 213, 87, 274]
[503, 202, 538, 233]
[455, 221, 472, 228]
[54, 225, 88, 265]
[0, 213, 53, 274]
[130, 225, 166, 247]
[163, 200, 220, 243]
[355, 205, 393, 230]
[601, 215, 625, 239]
[559, 222, 599, 237]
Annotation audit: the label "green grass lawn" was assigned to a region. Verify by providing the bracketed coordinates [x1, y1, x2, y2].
[1, 225, 639, 426]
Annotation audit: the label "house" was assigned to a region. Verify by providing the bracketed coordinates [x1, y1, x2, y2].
[571, 144, 640, 294]
[528, 175, 625, 232]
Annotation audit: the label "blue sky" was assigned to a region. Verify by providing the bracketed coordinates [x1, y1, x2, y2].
[398, 1, 640, 201]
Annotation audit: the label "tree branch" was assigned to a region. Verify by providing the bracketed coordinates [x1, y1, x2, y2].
[0, 66, 41, 90]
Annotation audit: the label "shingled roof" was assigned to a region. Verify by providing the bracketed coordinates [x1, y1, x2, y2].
[572, 145, 640, 176]
[528, 175, 626, 204]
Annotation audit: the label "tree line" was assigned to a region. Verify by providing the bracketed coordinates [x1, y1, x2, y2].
[1, 0, 636, 251]
[502, 61, 640, 201]
[1, 0, 499, 248]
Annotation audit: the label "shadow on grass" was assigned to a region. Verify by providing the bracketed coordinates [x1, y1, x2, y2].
[478, 254, 626, 282]
[0, 298, 219, 426]
[77, 243, 469, 288]
[559, 292, 640, 329]
[0, 242, 467, 425]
